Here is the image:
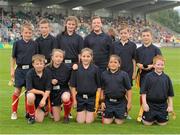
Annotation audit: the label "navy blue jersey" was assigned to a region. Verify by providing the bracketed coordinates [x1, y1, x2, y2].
[47, 63, 71, 90]
[101, 70, 131, 99]
[56, 32, 83, 61]
[70, 63, 101, 96]
[84, 32, 113, 69]
[136, 44, 161, 76]
[136, 44, 161, 66]
[26, 68, 52, 92]
[112, 40, 136, 77]
[12, 39, 38, 65]
[140, 71, 174, 103]
[36, 34, 57, 63]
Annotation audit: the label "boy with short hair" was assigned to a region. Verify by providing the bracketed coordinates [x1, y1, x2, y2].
[136, 28, 162, 86]
[112, 24, 136, 119]
[36, 19, 57, 63]
[10, 22, 38, 120]
[113, 24, 136, 86]
[141, 55, 174, 126]
[26, 54, 52, 124]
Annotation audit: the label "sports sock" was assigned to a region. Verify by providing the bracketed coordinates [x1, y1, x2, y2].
[12, 94, 19, 113]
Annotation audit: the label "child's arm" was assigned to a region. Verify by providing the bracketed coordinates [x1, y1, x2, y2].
[167, 96, 173, 112]
[132, 59, 136, 80]
[10, 58, 16, 81]
[127, 89, 132, 112]
[141, 94, 149, 112]
[29, 89, 45, 96]
[39, 90, 50, 107]
[71, 87, 77, 108]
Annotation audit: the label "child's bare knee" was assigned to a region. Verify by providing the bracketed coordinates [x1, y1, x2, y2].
[61, 92, 70, 102]
[27, 93, 35, 104]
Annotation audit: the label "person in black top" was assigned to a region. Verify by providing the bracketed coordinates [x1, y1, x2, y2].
[101, 55, 132, 124]
[26, 54, 52, 124]
[36, 19, 57, 63]
[113, 25, 137, 86]
[141, 55, 174, 126]
[136, 28, 162, 121]
[84, 16, 113, 73]
[10, 22, 38, 120]
[47, 49, 72, 123]
[136, 28, 162, 87]
[70, 48, 101, 123]
[56, 16, 83, 69]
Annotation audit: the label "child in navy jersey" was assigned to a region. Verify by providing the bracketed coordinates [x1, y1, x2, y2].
[26, 54, 52, 124]
[101, 55, 132, 124]
[141, 55, 174, 126]
[47, 49, 72, 123]
[10, 22, 38, 120]
[70, 48, 101, 123]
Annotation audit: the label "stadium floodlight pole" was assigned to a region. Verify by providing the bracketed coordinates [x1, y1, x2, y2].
[12, 90, 26, 106]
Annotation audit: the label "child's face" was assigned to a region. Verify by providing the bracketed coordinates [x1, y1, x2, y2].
[108, 57, 120, 71]
[92, 18, 102, 32]
[81, 51, 92, 65]
[120, 28, 129, 41]
[154, 60, 165, 73]
[142, 32, 152, 45]
[33, 60, 45, 73]
[21, 27, 32, 42]
[52, 52, 64, 65]
[66, 20, 76, 33]
[39, 23, 50, 37]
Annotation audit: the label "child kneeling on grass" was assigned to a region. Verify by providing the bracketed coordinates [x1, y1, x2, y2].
[70, 48, 101, 124]
[26, 54, 52, 124]
[101, 55, 132, 124]
[141, 55, 174, 126]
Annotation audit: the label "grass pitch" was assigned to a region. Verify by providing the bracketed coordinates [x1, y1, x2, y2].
[0, 48, 180, 134]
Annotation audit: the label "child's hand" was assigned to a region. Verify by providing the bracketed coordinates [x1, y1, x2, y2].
[167, 106, 173, 113]
[41, 91, 45, 96]
[39, 99, 46, 107]
[137, 63, 144, 69]
[147, 64, 154, 70]
[72, 64, 78, 70]
[142, 103, 149, 112]
[52, 79, 58, 85]
[101, 102, 106, 111]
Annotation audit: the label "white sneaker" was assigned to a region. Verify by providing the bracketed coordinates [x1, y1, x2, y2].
[11, 112, 17, 120]
[68, 113, 73, 119]
[126, 115, 132, 120]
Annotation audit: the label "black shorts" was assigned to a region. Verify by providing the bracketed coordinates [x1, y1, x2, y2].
[14, 68, 30, 88]
[50, 89, 70, 106]
[142, 102, 168, 123]
[104, 98, 127, 119]
[76, 94, 95, 112]
[35, 95, 48, 112]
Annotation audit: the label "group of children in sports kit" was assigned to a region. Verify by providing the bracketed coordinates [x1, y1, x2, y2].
[10, 15, 174, 125]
